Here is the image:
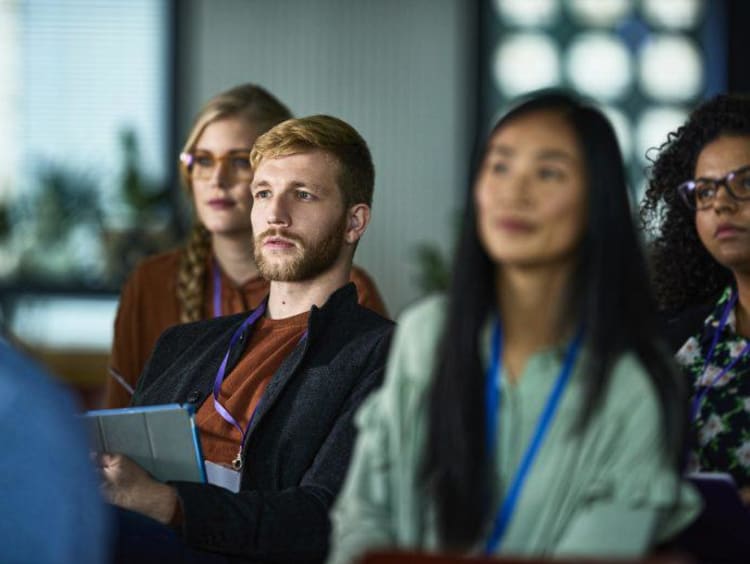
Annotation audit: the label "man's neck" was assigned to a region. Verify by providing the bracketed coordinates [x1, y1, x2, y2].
[266, 263, 351, 320]
[212, 233, 260, 286]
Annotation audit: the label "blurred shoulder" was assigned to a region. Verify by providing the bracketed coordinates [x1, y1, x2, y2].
[128, 248, 183, 281]
[0, 338, 79, 414]
[387, 294, 447, 384]
[397, 294, 447, 333]
[356, 296, 448, 426]
[604, 352, 665, 415]
[117, 248, 184, 312]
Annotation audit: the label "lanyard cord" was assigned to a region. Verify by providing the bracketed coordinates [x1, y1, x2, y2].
[484, 319, 583, 554]
[691, 290, 750, 421]
[211, 302, 267, 456]
[210, 300, 308, 470]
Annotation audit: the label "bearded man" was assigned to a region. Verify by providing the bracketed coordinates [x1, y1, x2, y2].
[101, 115, 393, 564]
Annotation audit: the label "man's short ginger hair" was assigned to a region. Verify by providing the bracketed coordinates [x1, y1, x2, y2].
[250, 114, 374, 208]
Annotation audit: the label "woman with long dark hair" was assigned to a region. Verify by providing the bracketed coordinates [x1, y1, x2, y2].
[328, 91, 698, 561]
[642, 94, 750, 502]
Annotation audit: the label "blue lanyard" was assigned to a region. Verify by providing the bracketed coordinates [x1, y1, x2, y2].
[483, 318, 583, 554]
[691, 290, 750, 421]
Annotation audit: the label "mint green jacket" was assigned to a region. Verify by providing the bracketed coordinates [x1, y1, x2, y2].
[328, 296, 700, 563]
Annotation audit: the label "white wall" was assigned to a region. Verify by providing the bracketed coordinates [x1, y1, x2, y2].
[177, 0, 474, 315]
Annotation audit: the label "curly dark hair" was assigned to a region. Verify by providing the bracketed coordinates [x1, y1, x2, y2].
[641, 94, 750, 312]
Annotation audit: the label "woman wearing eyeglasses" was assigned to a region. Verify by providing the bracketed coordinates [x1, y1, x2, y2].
[106, 84, 388, 408]
[642, 94, 750, 504]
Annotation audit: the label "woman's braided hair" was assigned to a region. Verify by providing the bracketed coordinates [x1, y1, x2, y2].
[176, 84, 292, 322]
[640, 94, 750, 312]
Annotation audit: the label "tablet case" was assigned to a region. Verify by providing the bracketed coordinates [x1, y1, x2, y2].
[84, 403, 206, 483]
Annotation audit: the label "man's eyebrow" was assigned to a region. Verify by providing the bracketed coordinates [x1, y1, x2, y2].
[251, 179, 326, 191]
[289, 180, 328, 192]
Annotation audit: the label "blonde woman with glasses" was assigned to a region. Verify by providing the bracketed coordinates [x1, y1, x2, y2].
[106, 84, 387, 408]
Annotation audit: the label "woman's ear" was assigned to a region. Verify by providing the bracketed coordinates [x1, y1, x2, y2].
[344, 204, 371, 244]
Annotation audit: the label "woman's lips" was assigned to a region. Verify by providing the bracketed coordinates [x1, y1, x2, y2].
[207, 198, 236, 210]
[715, 224, 746, 240]
[495, 217, 535, 233]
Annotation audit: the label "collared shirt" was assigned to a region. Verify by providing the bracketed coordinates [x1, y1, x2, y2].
[328, 295, 699, 564]
[676, 285, 750, 488]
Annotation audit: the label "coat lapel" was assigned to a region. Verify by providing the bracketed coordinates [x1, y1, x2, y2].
[238, 283, 355, 445]
[243, 331, 310, 439]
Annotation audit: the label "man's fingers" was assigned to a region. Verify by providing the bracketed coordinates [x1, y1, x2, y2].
[100, 452, 118, 466]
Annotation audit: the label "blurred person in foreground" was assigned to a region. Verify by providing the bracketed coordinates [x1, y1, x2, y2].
[0, 332, 111, 563]
[328, 91, 699, 563]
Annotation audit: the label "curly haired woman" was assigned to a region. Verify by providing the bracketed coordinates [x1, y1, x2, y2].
[642, 94, 750, 504]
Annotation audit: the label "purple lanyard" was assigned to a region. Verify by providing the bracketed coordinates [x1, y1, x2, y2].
[212, 259, 222, 318]
[212, 302, 266, 470]
[211, 300, 309, 470]
[691, 290, 750, 421]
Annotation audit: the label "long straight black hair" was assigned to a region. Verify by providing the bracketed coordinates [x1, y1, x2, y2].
[424, 91, 687, 547]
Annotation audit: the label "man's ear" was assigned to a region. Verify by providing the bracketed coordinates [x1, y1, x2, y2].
[344, 204, 371, 244]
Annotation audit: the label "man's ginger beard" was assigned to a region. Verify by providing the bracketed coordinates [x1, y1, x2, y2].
[253, 211, 349, 282]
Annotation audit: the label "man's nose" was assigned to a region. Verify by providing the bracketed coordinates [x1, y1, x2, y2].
[266, 194, 291, 225]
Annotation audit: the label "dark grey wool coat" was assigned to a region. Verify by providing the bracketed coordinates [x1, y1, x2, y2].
[132, 283, 394, 563]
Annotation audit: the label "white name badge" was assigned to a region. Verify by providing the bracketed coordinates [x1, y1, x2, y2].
[205, 460, 241, 493]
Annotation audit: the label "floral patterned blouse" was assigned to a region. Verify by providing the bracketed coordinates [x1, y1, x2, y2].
[676, 286, 750, 488]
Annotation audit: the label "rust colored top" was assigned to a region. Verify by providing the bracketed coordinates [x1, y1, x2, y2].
[195, 311, 309, 465]
[106, 248, 388, 408]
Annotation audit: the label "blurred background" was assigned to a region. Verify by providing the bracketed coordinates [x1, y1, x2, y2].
[0, 0, 747, 406]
